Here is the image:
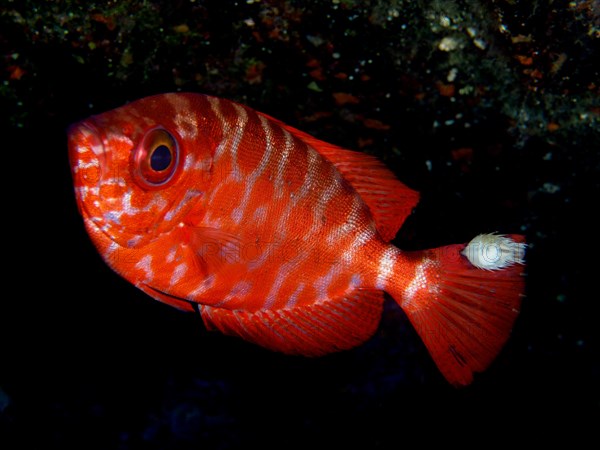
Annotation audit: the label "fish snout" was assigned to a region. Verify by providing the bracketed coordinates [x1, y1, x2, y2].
[67, 121, 107, 189]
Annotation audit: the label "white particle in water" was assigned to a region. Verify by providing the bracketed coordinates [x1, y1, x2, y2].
[438, 36, 458, 51]
[447, 67, 458, 82]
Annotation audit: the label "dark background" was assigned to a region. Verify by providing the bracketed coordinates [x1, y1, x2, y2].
[1, 1, 598, 448]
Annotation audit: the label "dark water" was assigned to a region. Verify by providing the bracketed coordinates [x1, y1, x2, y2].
[1, 1, 598, 448]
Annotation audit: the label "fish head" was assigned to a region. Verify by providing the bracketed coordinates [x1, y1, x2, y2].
[68, 94, 215, 251]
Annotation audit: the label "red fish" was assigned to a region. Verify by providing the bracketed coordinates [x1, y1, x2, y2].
[68, 93, 526, 386]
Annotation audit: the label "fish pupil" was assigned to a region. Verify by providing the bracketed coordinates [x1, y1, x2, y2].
[150, 145, 172, 171]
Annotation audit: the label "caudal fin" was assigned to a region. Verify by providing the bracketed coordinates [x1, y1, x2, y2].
[389, 234, 526, 386]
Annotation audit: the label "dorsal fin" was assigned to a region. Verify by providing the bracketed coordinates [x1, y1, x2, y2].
[315, 143, 420, 241]
[259, 113, 420, 241]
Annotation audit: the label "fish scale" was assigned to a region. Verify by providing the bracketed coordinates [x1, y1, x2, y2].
[196, 97, 371, 311]
[69, 92, 526, 386]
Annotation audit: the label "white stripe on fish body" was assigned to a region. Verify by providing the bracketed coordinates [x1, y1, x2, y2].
[230, 114, 276, 224]
[273, 130, 294, 198]
[208, 96, 247, 173]
[375, 246, 396, 290]
[402, 259, 439, 308]
[173, 106, 199, 141]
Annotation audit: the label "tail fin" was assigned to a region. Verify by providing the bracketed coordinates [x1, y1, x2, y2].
[389, 234, 526, 386]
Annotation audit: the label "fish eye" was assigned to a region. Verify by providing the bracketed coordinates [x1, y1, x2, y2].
[133, 128, 179, 187]
[150, 144, 172, 171]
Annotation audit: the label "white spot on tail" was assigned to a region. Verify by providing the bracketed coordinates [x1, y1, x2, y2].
[462, 233, 526, 270]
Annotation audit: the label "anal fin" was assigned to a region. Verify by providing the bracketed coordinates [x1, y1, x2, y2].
[199, 290, 384, 356]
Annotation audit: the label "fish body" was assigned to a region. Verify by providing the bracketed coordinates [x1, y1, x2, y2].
[69, 93, 525, 386]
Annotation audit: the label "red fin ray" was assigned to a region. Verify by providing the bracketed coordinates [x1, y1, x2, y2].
[199, 290, 384, 356]
[327, 154, 420, 241]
